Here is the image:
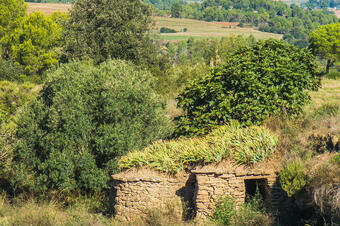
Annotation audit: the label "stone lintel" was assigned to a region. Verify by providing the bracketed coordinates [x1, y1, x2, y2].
[111, 175, 162, 183]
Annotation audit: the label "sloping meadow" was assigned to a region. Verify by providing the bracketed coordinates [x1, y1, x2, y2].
[118, 121, 278, 174]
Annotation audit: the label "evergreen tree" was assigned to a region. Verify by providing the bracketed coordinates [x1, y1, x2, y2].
[63, 0, 154, 65]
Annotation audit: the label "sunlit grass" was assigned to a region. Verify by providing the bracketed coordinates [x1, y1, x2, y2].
[153, 16, 283, 41]
[307, 78, 340, 112]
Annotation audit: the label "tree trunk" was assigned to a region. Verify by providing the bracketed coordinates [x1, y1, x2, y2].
[325, 59, 332, 75]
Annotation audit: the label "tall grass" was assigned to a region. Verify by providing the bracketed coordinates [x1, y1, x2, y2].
[119, 121, 278, 174]
[0, 194, 117, 226]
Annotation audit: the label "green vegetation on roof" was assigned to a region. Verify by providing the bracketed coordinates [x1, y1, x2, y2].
[118, 121, 278, 174]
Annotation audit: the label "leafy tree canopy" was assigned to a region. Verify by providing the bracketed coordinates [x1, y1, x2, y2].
[309, 22, 340, 74]
[63, 0, 154, 65]
[1, 0, 63, 78]
[9, 12, 62, 76]
[167, 0, 338, 48]
[175, 39, 320, 136]
[0, 0, 26, 58]
[11, 60, 173, 194]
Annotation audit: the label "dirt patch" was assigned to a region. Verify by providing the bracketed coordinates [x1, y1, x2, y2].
[329, 9, 340, 18]
[214, 21, 239, 28]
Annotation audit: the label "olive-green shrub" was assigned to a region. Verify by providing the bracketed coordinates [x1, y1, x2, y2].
[0, 59, 24, 81]
[0, 81, 40, 176]
[10, 60, 173, 194]
[0, 81, 39, 123]
[175, 39, 320, 136]
[279, 160, 308, 197]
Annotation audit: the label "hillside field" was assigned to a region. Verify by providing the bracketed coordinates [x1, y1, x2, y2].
[27, 2, 71, 15]
[153, 16, 282, 40]
[26, 2, 282, 41]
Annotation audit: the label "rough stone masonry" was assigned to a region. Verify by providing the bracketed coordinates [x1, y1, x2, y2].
[111, 160, 285, 221]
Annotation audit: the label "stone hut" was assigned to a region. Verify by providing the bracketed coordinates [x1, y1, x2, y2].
[111, 159, 285, 221]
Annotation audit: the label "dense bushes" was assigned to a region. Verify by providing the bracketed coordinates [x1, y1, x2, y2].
[175, 39, 320, 136]
[0, 81, 40, 123]
[160, 27, 177, 33]
[9, 60, 172, 194]
[0, 81, 40, 173]
[0, 59, 24, 81]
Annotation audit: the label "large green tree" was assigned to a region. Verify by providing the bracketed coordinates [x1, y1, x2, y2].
[0, 0, 26, 58]
[175, 39, 320, 136]
[10, 12, 62, 76]
[1, 0, 63, 78]
[171, 2, 183, 18]
[63, 0, 154, 65]
[10, 60, 172, 194]
[309, 22, 340, 74]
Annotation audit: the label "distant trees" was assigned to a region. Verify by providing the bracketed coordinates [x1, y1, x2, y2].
[175, 39, 320, 136]
[9, 12, 62, 76]
[305, 0, 340, 9]
[309, 22, 340, 74]
[0, 1, 63, 78]
[171, 2, 183, 18]
[160, 27, 177, 33]
[0, 0, 26, 59]
[165, 0, 339, 48]
[63, 0, 154, 65]
[10, 60, 173, 194]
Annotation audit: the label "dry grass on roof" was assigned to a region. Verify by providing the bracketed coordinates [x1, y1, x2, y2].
[118, 121, 278, 175]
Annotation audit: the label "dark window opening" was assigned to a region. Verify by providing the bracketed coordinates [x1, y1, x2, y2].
[245, 178, 271, 208]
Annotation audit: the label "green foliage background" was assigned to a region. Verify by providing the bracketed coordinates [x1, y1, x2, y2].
[175, 39, 320, 136]
[309, 22, 340, 74]
[63, 0, 154, 65]
[0, 0, 63, 78]
[10, 60, 173, 194]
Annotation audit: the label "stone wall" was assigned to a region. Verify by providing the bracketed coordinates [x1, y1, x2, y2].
[111, 162, 285, 221]
[111, 172, 197, 221]
[193, 168, 282, 218]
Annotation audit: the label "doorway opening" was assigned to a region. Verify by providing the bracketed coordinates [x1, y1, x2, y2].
[245, 178, 271, 208]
